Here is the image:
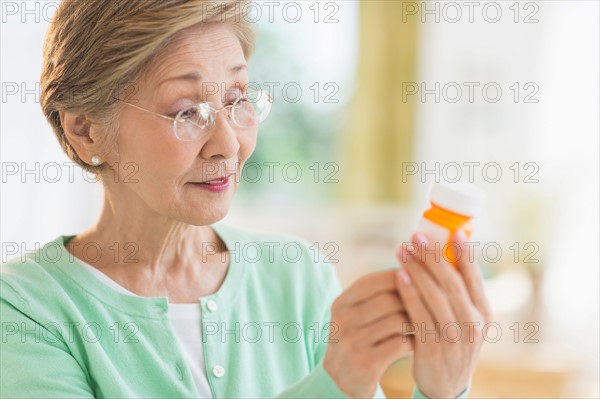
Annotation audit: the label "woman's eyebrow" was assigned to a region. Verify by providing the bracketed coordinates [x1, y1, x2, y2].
[230, 63, 247, 73]
[158, 64, 247, 88]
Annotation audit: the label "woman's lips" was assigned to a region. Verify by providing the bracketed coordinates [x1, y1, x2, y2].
[189, 175, 231, 193]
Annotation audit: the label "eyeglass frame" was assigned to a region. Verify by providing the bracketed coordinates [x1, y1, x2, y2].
[117, 88, 273, 141]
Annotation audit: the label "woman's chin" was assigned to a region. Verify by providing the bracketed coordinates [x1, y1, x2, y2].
[180, 204, 230, 226]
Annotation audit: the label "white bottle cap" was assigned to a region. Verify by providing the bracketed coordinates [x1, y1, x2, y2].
[429, 181, 485, 217]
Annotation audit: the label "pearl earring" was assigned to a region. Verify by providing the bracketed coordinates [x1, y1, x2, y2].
[91, 155, 101, 166]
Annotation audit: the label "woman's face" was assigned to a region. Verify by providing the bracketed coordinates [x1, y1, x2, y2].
[107, 23, 256, 225]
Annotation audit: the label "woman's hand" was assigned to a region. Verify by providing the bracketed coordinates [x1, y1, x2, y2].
[323, 270, 414, 398]
[395, 230, 493, 398]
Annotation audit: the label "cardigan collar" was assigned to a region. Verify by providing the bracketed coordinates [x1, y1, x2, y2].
[46, 222, 246, 319]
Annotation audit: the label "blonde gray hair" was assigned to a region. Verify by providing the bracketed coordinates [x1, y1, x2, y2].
[41, 0, 256, 175]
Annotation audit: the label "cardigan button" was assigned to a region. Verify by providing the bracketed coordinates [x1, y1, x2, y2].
[206, 300, 218, 312]
[175, 365, 183, 380]
[212, 365, 225, 378]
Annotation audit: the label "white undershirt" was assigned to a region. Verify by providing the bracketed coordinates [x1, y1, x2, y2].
[75, 259, 213, 398]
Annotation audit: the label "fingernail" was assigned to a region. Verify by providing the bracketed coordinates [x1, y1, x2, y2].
[397, 268, 411, 285]
[415, 232, 428, 246]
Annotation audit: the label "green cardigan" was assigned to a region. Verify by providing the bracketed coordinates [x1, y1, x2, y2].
[0, 222, 467, 398]
[0, 223, 384, 398]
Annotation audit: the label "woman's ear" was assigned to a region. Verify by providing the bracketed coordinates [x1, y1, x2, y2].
[59, 111, 102, 165]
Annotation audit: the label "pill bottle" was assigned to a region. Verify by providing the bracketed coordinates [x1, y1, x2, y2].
[415, 182, 485, 267]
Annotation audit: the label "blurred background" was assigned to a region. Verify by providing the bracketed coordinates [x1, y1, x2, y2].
[1, 1, 598, 397]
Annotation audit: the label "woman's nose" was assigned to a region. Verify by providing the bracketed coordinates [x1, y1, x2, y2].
[199, 109, 240, 160]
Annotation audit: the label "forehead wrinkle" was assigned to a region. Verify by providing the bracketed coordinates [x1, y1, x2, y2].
[144, 26, 245, 93]
[150, 65, 248, 102]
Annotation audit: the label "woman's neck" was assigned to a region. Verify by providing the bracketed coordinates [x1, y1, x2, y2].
[66, 193, 226, 276]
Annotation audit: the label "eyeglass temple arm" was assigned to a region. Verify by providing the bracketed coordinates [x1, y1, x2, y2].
[119, 100, 175, 122]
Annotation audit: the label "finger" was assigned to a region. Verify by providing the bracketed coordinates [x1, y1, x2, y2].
[395, 241, 417, 265]
[395, 267, 437, 347]
[410, 231, 458, 284]
[402, 257, 456, 328]
[397, 243, 456, 326]
[354, 311, 412, 346]
[410, 232, 475, 323]
[372, 334, 414, 364]
[339, 269, 403, 307]
[453, 230, 493, 323]
[350, 292, 405, 328]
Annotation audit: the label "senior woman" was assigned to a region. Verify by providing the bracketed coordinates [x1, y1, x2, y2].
[0, 1, 491, 398]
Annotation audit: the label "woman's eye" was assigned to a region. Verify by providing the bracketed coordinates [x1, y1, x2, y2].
[225, 90, 244, 104]
[233, 98, 248, 109]
[170, 107, 197, 121]
[166, 106, 190, 119]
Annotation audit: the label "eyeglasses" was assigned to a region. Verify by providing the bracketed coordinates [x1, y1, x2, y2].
[119, 87, 273, 141]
